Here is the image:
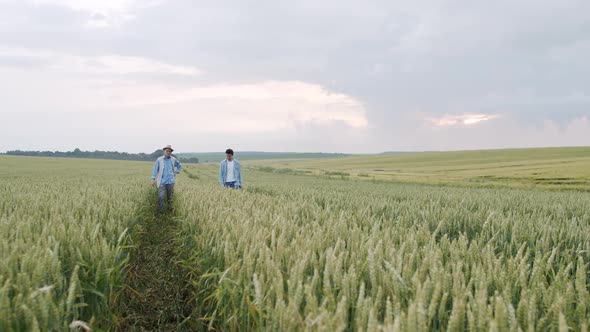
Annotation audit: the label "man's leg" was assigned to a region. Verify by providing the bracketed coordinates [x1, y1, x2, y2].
[166, 184, 175, 211]
[224, 182, 235, 188]
[157, 185, 166, 213]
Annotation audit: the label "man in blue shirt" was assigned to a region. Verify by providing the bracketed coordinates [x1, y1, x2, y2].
[151, 145, 182, 213]
[219, 148, 242, 189]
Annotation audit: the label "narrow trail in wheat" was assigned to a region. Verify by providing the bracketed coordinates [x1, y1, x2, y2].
[118, 193, 193, 331]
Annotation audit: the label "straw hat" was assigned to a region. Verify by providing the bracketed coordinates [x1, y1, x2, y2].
[163, 145, 174, 152]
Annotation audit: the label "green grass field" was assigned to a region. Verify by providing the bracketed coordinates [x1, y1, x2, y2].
[248, 147, 590, 191]
[1, 148, 590, 330]
[178, 151, 351, 163]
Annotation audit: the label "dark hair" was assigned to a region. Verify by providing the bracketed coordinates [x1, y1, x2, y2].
[225, 148, 234, 155]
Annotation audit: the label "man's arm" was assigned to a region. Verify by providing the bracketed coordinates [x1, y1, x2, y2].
[151, 160, 159, 187]
[151, 160, 159, 179]
[236, 161, 242, 187]
[175, 159, 183, 174]
[219, 161, 224, 185]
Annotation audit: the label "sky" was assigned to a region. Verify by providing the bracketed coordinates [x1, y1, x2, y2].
[1, 0, 589, 153]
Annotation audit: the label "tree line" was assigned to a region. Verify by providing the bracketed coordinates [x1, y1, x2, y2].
[4, 148, 199, 163]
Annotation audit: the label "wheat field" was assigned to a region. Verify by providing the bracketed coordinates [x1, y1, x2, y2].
[0, 156, 148, 330]
[1, 152, 590, 331]
[178, 163, 590, 331]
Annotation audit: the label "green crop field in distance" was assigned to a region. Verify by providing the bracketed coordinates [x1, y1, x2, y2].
[247, 146, 590, 191]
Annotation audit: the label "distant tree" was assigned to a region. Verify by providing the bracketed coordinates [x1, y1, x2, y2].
[5, 148, 198, 163]
[150, 150, 162, 159]
[72, 148, 82, 157]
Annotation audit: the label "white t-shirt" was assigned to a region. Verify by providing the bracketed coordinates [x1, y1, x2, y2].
[225, 160, 235, 182]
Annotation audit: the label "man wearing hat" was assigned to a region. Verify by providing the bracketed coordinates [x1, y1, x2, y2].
[151, 145, 183, 213]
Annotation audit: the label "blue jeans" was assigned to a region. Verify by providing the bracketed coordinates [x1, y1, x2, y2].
[158, 184, 174, 212]
[224, 181, 240, 189]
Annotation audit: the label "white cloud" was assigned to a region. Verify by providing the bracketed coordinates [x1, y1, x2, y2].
[0, 47, 201, 75]
[427, 113, 499, 127]
[70, 55, 201, 75]
[0, 47, 367, 137]
[31, 0, 138, 12]
[114, 80, 368, 129]
[28, 0, 162, 28]
[29, 0, 162, 14]
[97, 80, 367, 133]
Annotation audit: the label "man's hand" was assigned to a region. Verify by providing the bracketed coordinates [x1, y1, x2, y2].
[151, 180, 156, 188]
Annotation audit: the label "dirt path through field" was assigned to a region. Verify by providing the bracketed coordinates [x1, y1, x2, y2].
[117, 194, 194, 331]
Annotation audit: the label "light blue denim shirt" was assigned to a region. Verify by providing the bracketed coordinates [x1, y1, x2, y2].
[152, 157, 182, 185]
[219, 159, 242, 186]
